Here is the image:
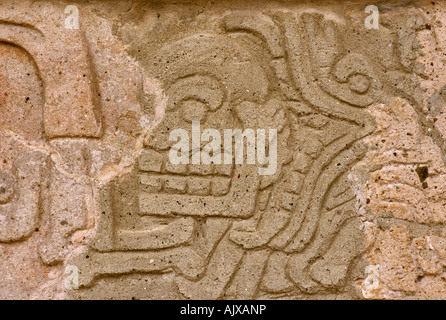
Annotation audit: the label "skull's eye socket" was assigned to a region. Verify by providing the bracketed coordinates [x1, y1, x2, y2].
[0, 173, 14, 204]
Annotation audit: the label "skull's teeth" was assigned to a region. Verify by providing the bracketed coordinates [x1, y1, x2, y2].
[138, 149, 234, 177]
[165, 161, 187, 174]
[211, 177, 231, 196]
[188, 164, 214, 175]
[138, 149, 164, 173]
[139, 174, 162, 193]
[187, 177, 211, 196]
[214, 164, 233, 176]
[139, 173, 231, 196]
[164, 176, 187, 194]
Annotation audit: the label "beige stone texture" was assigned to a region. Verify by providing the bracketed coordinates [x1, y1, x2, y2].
[1, 0, 446, 300]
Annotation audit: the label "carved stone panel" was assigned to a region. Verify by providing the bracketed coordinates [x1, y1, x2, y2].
[1, 0, 446, 300]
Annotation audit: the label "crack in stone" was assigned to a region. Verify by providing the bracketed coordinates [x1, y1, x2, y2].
[95, 76, 167, 184]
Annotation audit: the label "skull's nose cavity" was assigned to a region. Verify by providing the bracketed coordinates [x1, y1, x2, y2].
[0, 172, 14, 204]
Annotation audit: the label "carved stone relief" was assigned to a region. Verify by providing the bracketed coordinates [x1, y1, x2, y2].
[0, 0, 445, 300]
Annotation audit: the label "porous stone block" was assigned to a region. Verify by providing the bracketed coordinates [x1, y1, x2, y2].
[1, 0, 446, 300]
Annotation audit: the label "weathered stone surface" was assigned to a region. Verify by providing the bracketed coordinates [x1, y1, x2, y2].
[1, 0, 446, 300]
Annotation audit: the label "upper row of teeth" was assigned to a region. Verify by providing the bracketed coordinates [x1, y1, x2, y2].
[139, 173, 231, 196]
[138, 149, 233, 176]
